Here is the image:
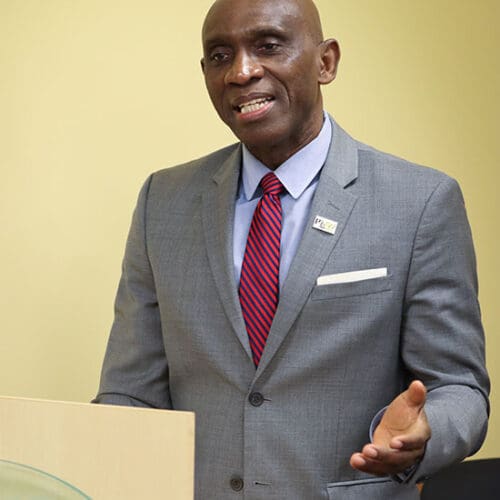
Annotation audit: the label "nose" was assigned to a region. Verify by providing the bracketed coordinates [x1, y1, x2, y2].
[224, 50, 264, 85]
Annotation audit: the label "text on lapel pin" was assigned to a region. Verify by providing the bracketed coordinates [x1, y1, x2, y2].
[312, 216, 338, 235]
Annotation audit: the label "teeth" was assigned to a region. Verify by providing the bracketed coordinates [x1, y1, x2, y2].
[239, 98, 271, 114]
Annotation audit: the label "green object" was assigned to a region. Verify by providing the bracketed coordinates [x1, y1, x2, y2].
[0, 459, 91, 499]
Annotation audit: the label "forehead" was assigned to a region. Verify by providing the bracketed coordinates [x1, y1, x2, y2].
[202, 0, 305, 47]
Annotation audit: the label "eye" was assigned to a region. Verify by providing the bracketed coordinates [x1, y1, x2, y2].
[259, 42, 280, 53]
[208, 48, 232, 64]
[210, 52, 228, 63]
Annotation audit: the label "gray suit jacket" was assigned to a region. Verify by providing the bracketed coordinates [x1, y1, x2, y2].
[95, 117, 489, 500]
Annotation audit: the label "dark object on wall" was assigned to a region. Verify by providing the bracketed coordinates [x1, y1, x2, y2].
[420, 458, 500, 499]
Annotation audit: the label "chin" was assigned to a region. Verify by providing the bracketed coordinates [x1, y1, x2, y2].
[234, 123, 289, 149]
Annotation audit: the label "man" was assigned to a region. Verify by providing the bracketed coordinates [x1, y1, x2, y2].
[94, 0, 489, 498]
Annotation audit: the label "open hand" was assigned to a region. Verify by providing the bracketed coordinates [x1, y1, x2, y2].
[350, 380, 431, 476]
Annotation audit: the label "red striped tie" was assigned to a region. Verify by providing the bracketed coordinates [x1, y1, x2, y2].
[239, 172, 285, 366]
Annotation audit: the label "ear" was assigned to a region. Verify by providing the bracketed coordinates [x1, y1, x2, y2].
[200, 58, 206, 74]
[317, 39, 340, 85]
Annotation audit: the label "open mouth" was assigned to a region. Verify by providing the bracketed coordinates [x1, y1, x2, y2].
[237, 97, 274, 115]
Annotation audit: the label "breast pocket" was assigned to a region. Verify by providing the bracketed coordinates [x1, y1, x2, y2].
[311, 275, 392, 301]
[327, 477, 419, 500]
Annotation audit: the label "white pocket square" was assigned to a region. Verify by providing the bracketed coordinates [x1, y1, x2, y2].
[317, 267, 387, 286]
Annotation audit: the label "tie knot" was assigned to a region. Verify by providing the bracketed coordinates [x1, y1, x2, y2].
[260, 172, 284, 196]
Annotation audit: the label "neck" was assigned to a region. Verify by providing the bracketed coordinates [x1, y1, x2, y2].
[244, 115, 325, 170]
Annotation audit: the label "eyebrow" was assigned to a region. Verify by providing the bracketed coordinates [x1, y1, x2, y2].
[203, 25, 291, 50]
[246, 25, 289, 39]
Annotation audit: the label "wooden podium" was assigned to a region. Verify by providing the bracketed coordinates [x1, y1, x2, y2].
[0, 396, 195, 499]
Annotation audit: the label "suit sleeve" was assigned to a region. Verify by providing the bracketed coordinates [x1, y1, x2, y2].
[401, 176, 489, 481]
[93, 174, 172, 409]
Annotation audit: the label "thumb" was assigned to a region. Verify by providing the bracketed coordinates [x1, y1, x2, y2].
[406, 380, 427, 410]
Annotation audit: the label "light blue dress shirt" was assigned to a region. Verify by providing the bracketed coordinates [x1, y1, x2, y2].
[233, 115, 332, 290]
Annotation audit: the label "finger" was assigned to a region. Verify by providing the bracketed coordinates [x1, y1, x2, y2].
[350, 452, 392, 476]
[352, 447, 424, 475]
[350, 453, 367, 469]
[368, 436, 429, 458]
[389, 409, 431, 450]
[352, 457, 414, 476]
[367, 445, 425, 466]
[350, 454, 411, 476]
[390, 432, 430, 451]
[405, 380, 427, 409]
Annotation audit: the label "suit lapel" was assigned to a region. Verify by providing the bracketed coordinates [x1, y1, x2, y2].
[201, 119, 362, 372]
[202, 145, 254, 361]
[256, 118, 360, 376]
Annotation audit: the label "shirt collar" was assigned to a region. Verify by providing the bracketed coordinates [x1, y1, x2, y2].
[240, 113, 332, 200]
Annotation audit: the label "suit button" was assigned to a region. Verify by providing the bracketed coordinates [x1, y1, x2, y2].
[249, 392, 264, 407]
[230, 476, 244, 491]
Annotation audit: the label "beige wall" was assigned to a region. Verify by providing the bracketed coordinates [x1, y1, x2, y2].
[1, 0, 498, 458]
